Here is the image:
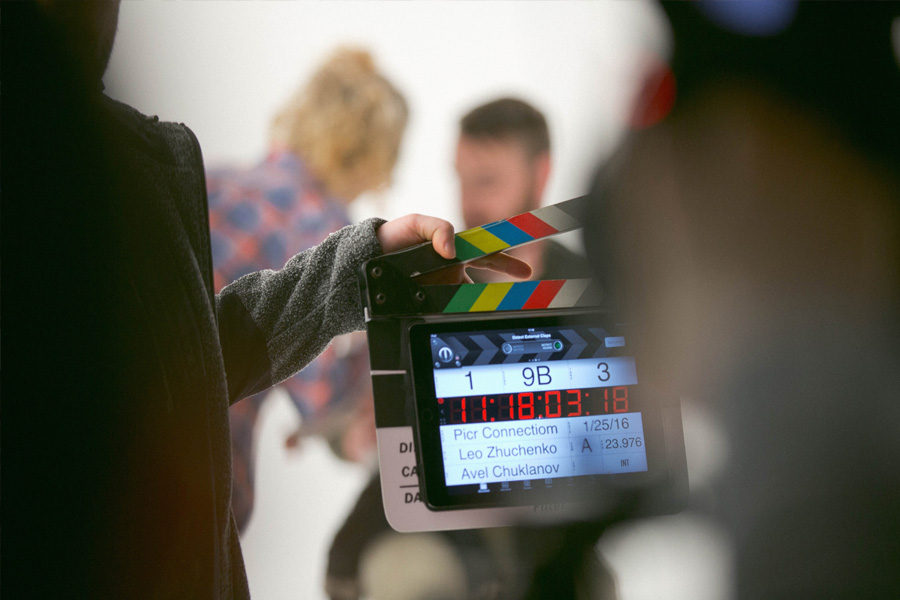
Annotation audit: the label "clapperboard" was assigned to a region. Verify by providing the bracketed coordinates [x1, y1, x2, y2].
[359, 196, 688, 532]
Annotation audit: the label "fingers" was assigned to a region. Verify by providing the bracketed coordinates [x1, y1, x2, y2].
[376, 214, 456, 258]
[413, 252, 531, 285]
[414, 264, 473, 285]
[377, 214, 532, 281]
[468, 252, 533, 280]
[426, 219, 457, 260]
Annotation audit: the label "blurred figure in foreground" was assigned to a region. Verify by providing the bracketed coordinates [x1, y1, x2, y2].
[585, 2, 900, 597]
[326, 98, 613, 600]
[206, 47, 408, 530]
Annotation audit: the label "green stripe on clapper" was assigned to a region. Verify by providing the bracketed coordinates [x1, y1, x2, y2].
[442, 283, 487, 313]
[454, 236, 485, 261]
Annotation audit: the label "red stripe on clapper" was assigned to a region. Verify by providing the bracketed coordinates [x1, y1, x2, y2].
[507, 212, 558, 239]
[521, 280, 565, 309]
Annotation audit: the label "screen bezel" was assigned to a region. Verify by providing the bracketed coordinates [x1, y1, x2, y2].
[408, 310, 673, 511]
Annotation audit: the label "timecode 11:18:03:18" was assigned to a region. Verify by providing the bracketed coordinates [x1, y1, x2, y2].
[438, 386, 631, 425]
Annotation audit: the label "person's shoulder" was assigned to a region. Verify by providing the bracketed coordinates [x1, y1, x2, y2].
[101, 96, 201, 169]
[102, 97, 159, 128]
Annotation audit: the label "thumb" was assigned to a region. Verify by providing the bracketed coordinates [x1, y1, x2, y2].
[377, 213, 457, 258]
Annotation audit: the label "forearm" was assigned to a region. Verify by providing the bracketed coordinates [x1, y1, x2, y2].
[216, 217, 385, 402]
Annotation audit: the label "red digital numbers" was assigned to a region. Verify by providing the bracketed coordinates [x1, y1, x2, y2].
[613, 386, 629, 412]
[566, 389, 583, 417]
[450, 397, 467, 423]
[502, 394, 514, 420]
[518, 392, 535, 419]
[444, 386, 631, 425]
[545, 390, 561, 418]
[603, 386, 629, 413]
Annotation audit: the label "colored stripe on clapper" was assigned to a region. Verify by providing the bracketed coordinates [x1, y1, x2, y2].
[521, 280, 566, 309]
[441, 279, 595, 313]
[548, 279, 592, 309]
[441, 283, 486, 313]
[455, 228, 508, 260]
[496, 281, 540, 311]
[453, 204, 574, 261]
[469, 282, 514, 312]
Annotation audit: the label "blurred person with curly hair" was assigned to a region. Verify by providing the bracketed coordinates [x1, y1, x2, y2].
[206, 47, 409, 531]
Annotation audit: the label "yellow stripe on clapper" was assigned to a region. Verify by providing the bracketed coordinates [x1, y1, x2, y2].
[457, 227, 510, 255]
[469, 282, 514, 312]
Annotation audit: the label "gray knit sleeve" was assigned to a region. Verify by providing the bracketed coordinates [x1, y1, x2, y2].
[216, 217, 385, 395]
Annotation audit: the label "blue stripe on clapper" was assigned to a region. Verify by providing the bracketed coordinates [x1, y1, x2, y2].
[496, 280, 540, 311]
[483, 220, 535, 247]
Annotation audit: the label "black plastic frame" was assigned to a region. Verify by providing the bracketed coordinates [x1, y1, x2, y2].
[408, 310, 685, 512]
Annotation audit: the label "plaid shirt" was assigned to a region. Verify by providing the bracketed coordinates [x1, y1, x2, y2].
[207, 150, 371, 529]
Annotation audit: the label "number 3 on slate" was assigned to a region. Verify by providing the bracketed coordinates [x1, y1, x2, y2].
[597, 362, 610, 382]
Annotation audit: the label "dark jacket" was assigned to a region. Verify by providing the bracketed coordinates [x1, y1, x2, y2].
[3, 5, 384, 597]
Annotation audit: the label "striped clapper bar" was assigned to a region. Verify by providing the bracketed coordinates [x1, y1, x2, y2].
[436, 278, 599, 314]
[358, 195, 604, 532]
[454, 196, 584, 261]
[361, 195, 599, 316]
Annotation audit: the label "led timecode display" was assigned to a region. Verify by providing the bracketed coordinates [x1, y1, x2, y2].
[438, 385, 631, 425]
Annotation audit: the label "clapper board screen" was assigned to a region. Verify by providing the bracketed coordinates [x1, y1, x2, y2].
[410, 312, 668, 510]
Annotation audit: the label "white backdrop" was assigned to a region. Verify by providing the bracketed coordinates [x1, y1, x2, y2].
[106, 1, 666, 226]
[104, 3, 730, 600]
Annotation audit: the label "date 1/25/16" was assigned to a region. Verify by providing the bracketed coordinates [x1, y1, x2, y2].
[438, 386, 631, 425]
